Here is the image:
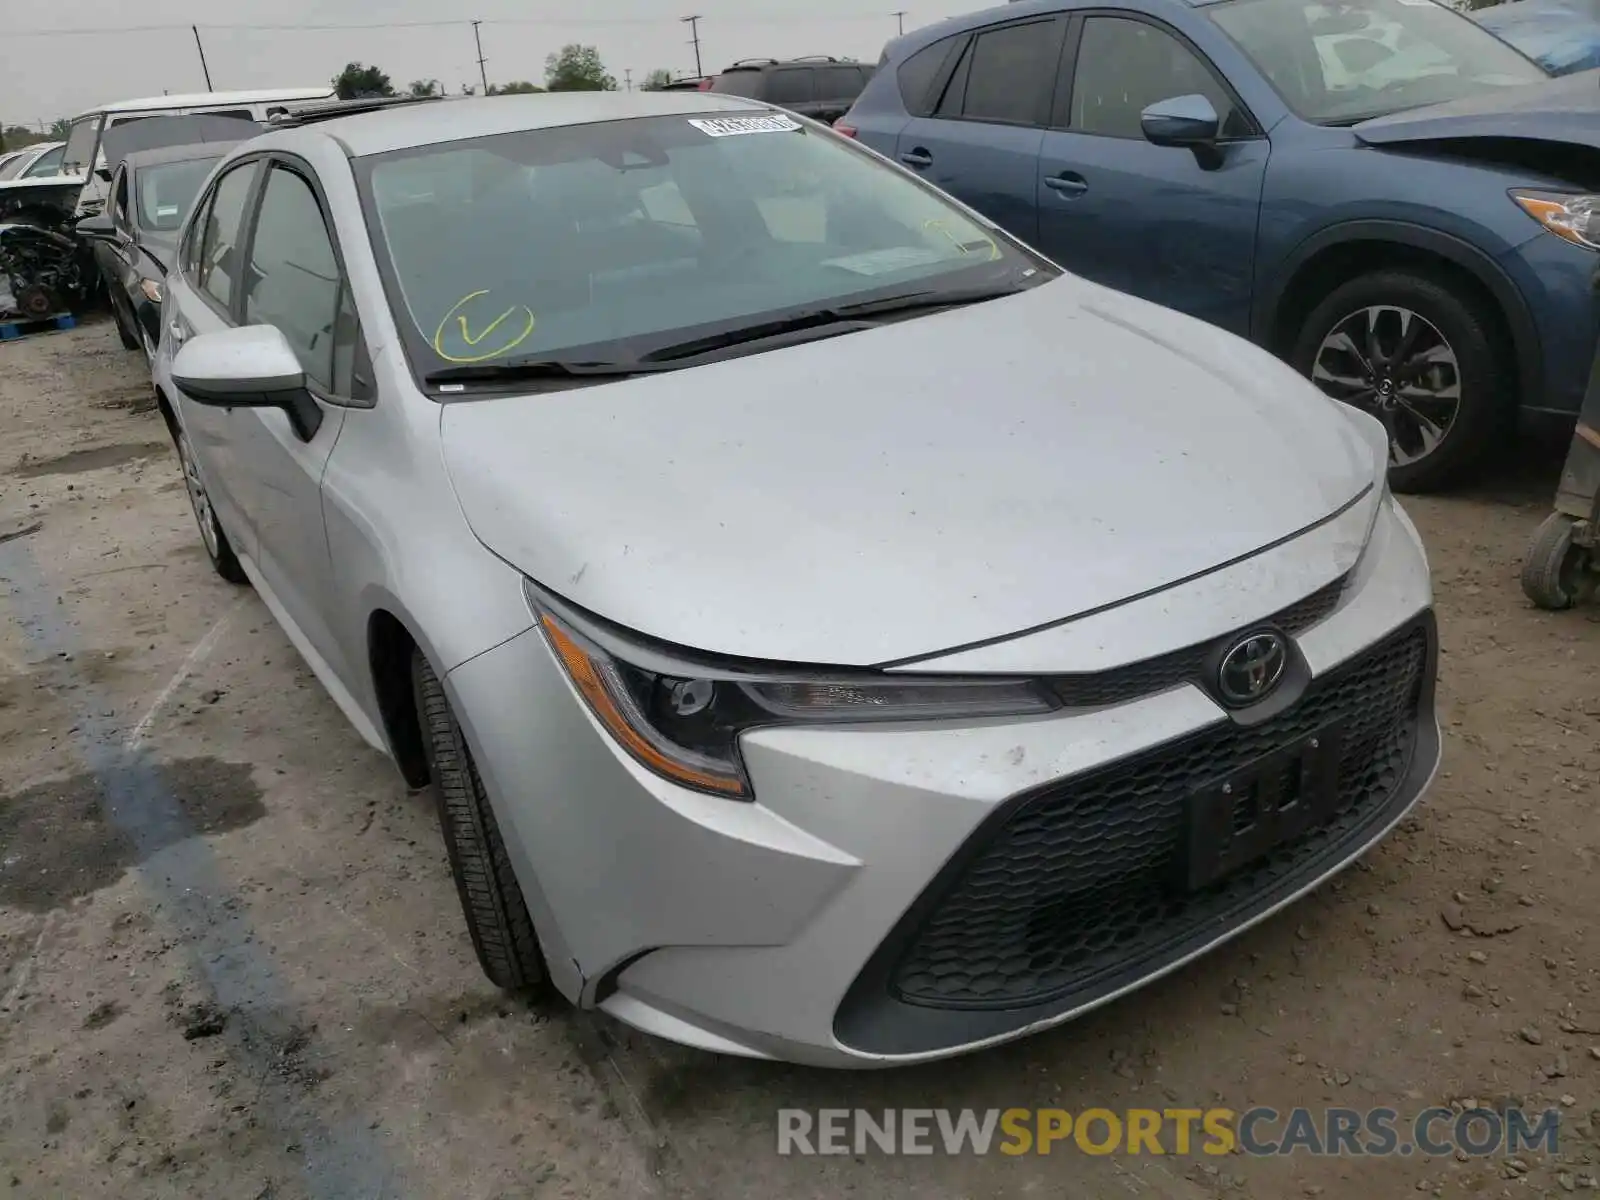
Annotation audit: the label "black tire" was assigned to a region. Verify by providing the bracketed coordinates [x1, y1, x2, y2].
[1291, 269, 1512, 494]
[411, 650, 548, 994]
[111, 294, 139, 350]
[1521, 513, 1591, 611]
[174, 428, 248, 585]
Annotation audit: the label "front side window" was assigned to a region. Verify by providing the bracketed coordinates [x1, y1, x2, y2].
[1071, 17, 1249, 138]
[137, 157, 223, 232]
[60, 115, 101, 176]
[194, 163, 258, 311]
[1210, 0, 1547, 124]
[958, 22, 1060, 125]
[243, 166, 344, 391]
[359, 113, 1051, 387]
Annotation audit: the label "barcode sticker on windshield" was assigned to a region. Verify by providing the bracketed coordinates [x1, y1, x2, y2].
[688, 115, 801, 137]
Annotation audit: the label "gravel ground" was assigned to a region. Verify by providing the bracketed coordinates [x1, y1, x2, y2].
[1, 318, 1598, 1200]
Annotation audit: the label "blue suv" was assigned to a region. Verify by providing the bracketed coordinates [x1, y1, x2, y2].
[841, 0, 1600, 490]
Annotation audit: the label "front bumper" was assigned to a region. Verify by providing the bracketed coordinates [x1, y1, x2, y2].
[445, 497, 1438, 1067]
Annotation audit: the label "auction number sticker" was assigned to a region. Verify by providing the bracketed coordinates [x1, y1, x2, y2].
[688, 115, 801, 137]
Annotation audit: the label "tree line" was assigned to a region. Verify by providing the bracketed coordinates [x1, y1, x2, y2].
[334, 45, 683, 101]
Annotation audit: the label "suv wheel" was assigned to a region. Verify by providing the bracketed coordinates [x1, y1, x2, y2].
[412, 650, 549, 995]
[1291, 269, 1511, 493]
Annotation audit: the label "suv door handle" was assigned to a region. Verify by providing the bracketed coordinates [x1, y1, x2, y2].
[900, 148, 933, 169]
[1045, 171, 1089, 197]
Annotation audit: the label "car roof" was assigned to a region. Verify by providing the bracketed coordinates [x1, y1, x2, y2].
[123, 141, 242, 170]
[282, 91, 782, 157]
[80, 88, 336, 118]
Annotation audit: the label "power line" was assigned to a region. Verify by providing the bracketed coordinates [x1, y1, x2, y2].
[681, 14, 704, 78]
[9, 12, 898, 37]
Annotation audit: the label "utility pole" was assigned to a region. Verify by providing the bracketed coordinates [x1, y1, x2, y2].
[892, 10, 907, 35]
[192, 25, 214, 91]
[624, 68, 634, 93]
[472, 21, 489, 95]
[682, 15, 704, 78]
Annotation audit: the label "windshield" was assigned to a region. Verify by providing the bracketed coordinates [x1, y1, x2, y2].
[357, 112, 1047, 381]
[1211, 0, 1549, 124]
[60, 114, 102, 176]
[136, 157, 220, 231]
[20, 145, 65, 178]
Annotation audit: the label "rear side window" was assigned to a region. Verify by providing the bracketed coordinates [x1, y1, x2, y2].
[815, 66, 868, 99]
[21, 145, 65, 178]
[960, 21, 1061, 125]
[765, 69, 816, 105]
[109, 168, 131, 229]
[243, 166, 343, 391]
[709, 70, 766, 98]
[193, 162, 257, 311]
[898, 36, 963, 116]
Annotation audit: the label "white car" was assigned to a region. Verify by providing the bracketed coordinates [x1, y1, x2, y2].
[153, 93, 1439, 1066]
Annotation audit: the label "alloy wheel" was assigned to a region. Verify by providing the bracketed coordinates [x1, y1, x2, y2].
[1311, 305, 1461, 468]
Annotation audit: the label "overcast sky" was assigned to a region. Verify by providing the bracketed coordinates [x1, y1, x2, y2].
[4, 0, 992, 128]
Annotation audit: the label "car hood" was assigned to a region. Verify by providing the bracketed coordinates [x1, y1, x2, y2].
[1354, 69, 1600, 148]
[440, 278, 1377, 667]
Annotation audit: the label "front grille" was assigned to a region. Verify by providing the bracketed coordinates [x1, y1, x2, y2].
[1047, 573, 1348, 708]
[891, 620, 1428, 1010]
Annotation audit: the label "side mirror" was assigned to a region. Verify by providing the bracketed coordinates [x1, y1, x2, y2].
[172, 325, 324, 441]
[76, 212, 118, 243]
[1141, 94, 1222, 149]
[95, 166, 112, 182]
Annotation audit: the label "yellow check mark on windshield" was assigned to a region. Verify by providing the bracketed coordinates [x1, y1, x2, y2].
[433, 290, 537, 363]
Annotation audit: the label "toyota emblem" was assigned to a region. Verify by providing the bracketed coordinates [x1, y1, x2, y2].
[1217, 632, 1289, 706]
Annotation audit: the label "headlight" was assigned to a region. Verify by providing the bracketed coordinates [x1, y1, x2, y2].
[528, 585, 1057, 799]
[140, 278, 164, 304]
[1511, 190, 1600, 251]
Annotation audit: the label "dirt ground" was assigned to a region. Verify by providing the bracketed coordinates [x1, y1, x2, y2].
[1, 318, 1597, 1200]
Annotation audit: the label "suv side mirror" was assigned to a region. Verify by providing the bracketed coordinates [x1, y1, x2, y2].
[1141, 94, 1221, 148]
[173, 325, 324, 441]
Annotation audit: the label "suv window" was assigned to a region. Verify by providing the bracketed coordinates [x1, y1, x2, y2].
[243, 166, 344, 392]
[898, 36, 962, 116]
[193, 162, 257, 311]
[765, 69, 816, 105]
[1072, 17, 1247, 138]
[952, 22, 1060, 125]
[709, 70, 766, 98]
[815, 65, 867, 99]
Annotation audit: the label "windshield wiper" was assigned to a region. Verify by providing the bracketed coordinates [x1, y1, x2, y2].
[638, 280, 1040, 365]
[423, 359, 657, 388]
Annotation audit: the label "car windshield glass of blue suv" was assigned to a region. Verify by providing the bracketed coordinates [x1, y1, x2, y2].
[1211, 0, 1548, 124]
[358, 113, 1045, 377]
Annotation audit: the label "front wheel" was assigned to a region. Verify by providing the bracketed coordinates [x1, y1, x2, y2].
[1292, 270, 1511, 494]
[412, 650, 549, 995]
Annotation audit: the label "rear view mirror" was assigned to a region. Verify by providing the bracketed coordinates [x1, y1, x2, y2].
[1141, 94, 1222, 147]
[173, 325, 324, 440]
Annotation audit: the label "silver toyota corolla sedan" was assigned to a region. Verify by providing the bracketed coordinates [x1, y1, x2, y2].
[151, 92, 1440, 1066]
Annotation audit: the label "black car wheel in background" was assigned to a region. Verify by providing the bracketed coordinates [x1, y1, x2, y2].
[1292, 270, 1512, 494]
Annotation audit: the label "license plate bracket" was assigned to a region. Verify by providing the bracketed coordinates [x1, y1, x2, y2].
[1182, 724, 1346, 892]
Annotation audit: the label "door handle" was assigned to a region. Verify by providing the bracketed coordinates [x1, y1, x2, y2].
[1045, 172, 1089, 197]
[900, 148, 933, 169]
[168, 320, 187, 346]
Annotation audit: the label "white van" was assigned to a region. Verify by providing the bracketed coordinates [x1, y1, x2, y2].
[60, 87, 336, 215]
